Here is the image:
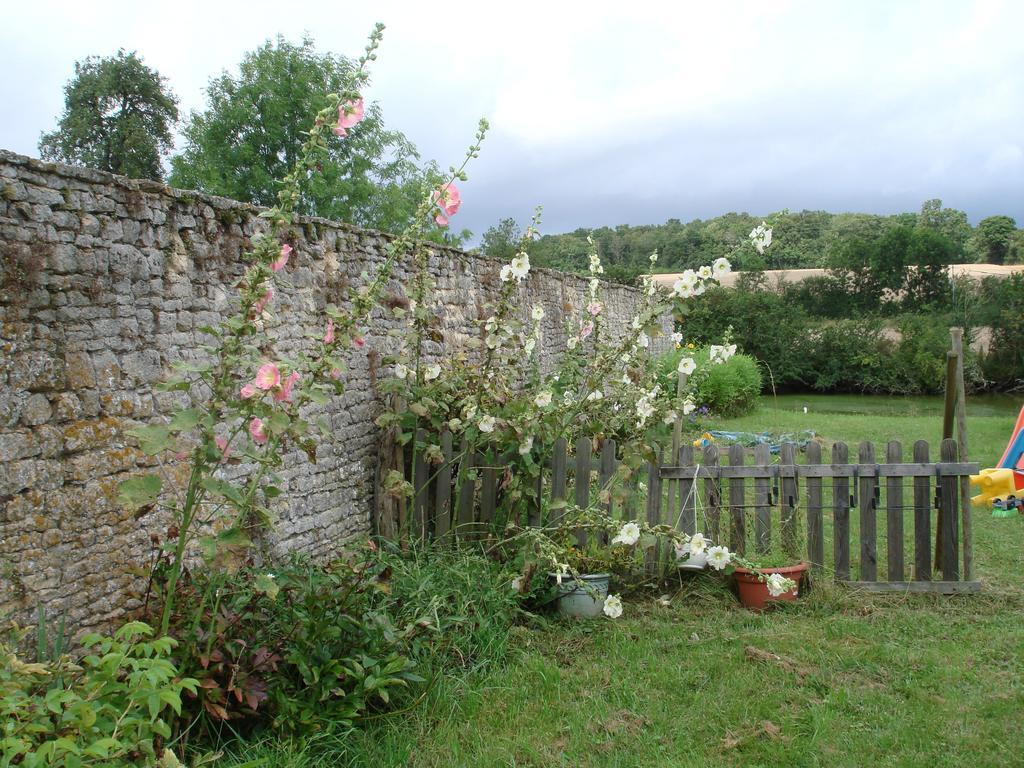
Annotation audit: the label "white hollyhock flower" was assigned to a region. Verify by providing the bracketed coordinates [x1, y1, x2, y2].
[531, 305, 545, 321]
[478, 415, 496, 433]
[447, 417, 463, 432]
[534, 391, 552, 408]
[602, 594, 623, 618]
[567, 336, 579, 350]
[518, 435, 534, 455]
[510, 252, 531, 280]
[671, 331, 684, 344]
[499, 264, 514, 282]
[698, 265, 712, 279]
[692, 281, 706, 296]
[586, 389, 604, 402]
[524, 338, 536, 355]
[688, 532, 708, 555]
[423, 363, 441, 381]
[749, 223, 773, 254]
[394, 363, 409, 380]
[712, 257, 731, 277]
[707, 545, 731, 570]
[678, 357, 696, 376]
[766, 573, 791, 597]
[612, 522, 641, 546]
[636, 398, 655, 423]
[663, 410, 678, 425]
[637, 332, 650, 348]
[555, 563, 570, 585]
[682, 398, 696, 415]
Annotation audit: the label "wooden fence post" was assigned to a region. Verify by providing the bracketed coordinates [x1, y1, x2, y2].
[912, 440, 931, 580]
[753, 443, 771, 553]
[858, 441, 878, 582]
[886, 441, 904, 581]
[703, 443, 720, 543]
[434, 430, 453, 538]
[832, 442, 851, 581]
[780, 443, 799, 558]
[728, 444, 746, 555]
[939, 438, 960, 581]
[806, 441, 824, 571]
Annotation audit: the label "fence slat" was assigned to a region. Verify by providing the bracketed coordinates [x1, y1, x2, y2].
[913, 440, 931, 580]
[574, 437, 591, 548]
[678, 444, 696, 535]
[479, 456, 498, 530]
[780, 443, 799, 557]
[858, 441, 878, 581]
[413, 429, 429, 539]
[703, 444, 720, 543]
[528, 470, 543, 529]
[886, 441, 905, 581]
[939, 438, 960, 580]
[550, 436, 568, 526]
[728, 444, 746, 555]
[434, 430, 453, 538]
[646, 451, 664, 573]
[599, 439, 617, 544]
[806, 441, 824, 571]
[456, 445, 476, 536]
[753, 443, 771, 553]
[833, 442, 851, 581]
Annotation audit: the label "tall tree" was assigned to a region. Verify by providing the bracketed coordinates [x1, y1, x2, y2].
[39, 50, 179, 181]
[170, 36, 429, 234]
[917, 199, 970, 258]
[480, 217, 522, 261]
[974, 215, 1018, 264]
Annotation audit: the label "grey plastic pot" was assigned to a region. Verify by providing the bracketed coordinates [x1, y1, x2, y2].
[551, 572, 610, 618]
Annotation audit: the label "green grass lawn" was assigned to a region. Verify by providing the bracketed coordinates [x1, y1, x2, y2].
[223, 395, 1024, 767]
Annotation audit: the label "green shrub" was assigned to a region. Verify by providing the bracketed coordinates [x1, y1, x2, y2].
[166, 552, 422, 735]
[681, 286, 813, 390]
[1, 621, 197, 767]
[658, 346, 762, 417]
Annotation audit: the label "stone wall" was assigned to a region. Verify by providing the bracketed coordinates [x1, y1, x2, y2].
[0, 149, 659, 633]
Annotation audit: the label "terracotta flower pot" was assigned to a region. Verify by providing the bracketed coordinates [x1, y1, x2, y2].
[733, 562, 808, 611]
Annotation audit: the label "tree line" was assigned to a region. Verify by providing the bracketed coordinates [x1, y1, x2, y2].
[38, 43, 1020, 267]
[482, 205, 1021, 286]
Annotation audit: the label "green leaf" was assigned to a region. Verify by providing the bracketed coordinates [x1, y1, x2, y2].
[199, 476, 244, 505]
[128, 424, 172, 455]
[118, 474, 162, 509]
[253, 573, 280, 600]
[268, 411, 290, 435]
[168, 408, 201, 432]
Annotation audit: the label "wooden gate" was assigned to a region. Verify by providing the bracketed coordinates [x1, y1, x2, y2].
[377, 433, 980, 593]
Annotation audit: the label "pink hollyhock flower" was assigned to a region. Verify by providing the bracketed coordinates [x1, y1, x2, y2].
[254, 288, 273, 315]
[240, 383, 258, 399]
[273, 371, 301, 403]
[432, 182, 461, 226]
[352, 336, 365, 349]
[581, 321, 595, 339]
[587, 301, 603, 316]
[271, 244, 291, 272]
[330, 368, 342, 380]
[324, 318, 335, 344]
[215, 436, 231, 458]
[333, 97, 364, 137]
[249, 418, 268, 445]
[254, 363, 281, 390]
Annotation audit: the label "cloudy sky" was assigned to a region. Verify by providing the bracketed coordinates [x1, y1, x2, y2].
[2, 0, 1021, 239]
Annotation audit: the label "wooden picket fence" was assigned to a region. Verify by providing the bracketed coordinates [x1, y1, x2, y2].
[376, 432, 981, 594]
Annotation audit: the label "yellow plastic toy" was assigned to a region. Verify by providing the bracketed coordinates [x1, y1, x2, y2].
[969, 468, 1019, 508]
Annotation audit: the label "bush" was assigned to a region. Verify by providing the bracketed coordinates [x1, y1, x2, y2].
[1, 621, 196, 767]
[658, 346, 762, 417]
[681, 286, 813, 390]
[166, 552, 422, 735]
